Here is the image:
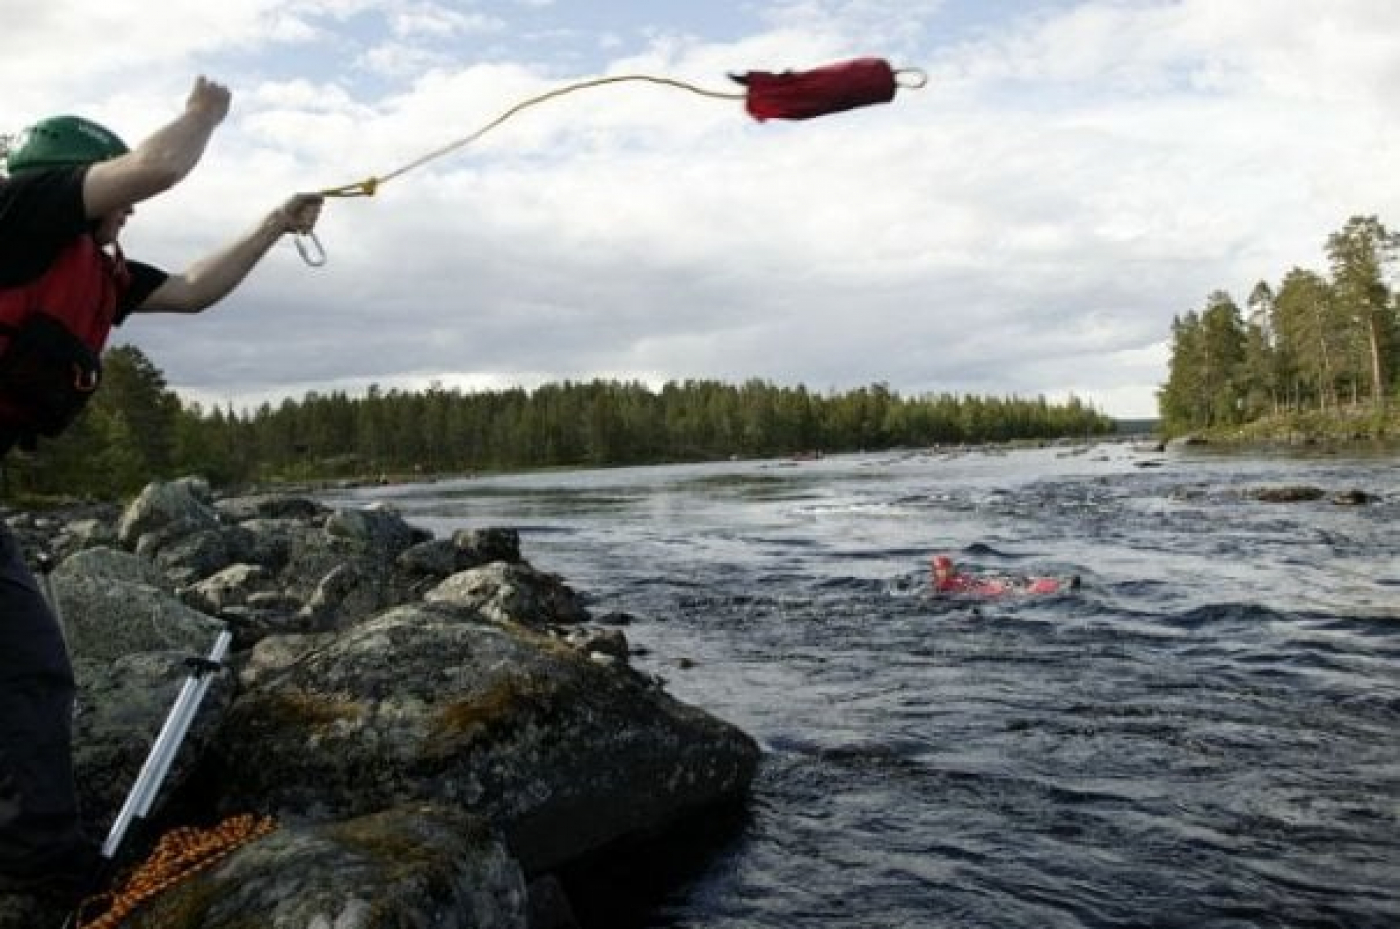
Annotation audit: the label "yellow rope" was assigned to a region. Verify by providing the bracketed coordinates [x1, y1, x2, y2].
[317, 73, 745, 198]
[76, 814, 278, 929]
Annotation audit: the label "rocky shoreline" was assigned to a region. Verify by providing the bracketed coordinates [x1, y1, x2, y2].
[1, 477, 760, 929]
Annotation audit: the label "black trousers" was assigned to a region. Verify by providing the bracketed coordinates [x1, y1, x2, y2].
[0, 521, 84, 869]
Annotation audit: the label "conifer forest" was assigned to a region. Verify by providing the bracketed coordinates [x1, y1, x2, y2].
[1, 350, 1112, 501]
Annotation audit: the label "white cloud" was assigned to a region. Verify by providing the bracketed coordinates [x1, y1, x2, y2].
[8, 1, 1400, 421]
[389, 4, 503, 41]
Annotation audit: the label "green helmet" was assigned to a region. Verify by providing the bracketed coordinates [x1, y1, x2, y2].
[5, 115, 129, 174]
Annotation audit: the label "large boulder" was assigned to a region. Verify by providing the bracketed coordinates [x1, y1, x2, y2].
[454, 527, 523, 565]
[214, 493, 328, 523]
[51, 550, 222, 666]
[117, 477, 219, 548]
[397, 528, 522, 578]
[144, 527, 232, 586]
[324, 504, 429, 559]
[117, 805, 528, 929]
[55, 545, 169, 589]
[426, 562, 589, 628]
[215, 602, 761, 874]
[39, 547, 238, 861]
[74, 647, 235, 838]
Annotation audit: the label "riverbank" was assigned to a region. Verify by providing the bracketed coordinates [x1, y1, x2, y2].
[0, 478, 759, 929]
[1174, 406, 1400, 449]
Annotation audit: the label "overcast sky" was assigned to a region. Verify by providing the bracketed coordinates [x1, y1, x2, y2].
[4, 1, 1398, 419]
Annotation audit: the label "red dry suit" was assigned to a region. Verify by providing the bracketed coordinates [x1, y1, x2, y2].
[930, 555, 1071, 597]
[934, 574, 1066, 597]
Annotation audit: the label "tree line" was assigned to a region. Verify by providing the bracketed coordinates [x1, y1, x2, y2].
[1, 349, 1113, 501]
[1158, 215, 1399, 435]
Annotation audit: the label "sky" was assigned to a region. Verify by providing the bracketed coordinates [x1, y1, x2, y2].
[3, 1, 1398, 420]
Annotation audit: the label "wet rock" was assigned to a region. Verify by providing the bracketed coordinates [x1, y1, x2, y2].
[117, 476, 219, 548]
[181, 563, 274, 615]
[301, 562, 372, 628]
[215, 602, 761, 874]
[214, 493, 328, 523]
[563, 627, 631, 663]
[325, 504, 428, 559]
[246, 590, 304, 613]
[425, 562, 589, 629]
[119, 804, 528, 929]
[1248, 485, 1325, 502]
[223, 518, 298, 571]
[235, 633, 334, 690]
[56, 545, 169, 589]
[59, 516, 119, 552]
[151, 527, 233, 586]
[454, 527, 523, 565]
[398, 537, 463, 576]
[73, 648, 235, 838]
[52, 567, 223, 667]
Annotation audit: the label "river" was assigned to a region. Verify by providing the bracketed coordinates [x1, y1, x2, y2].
[327, 441, 1400, 928]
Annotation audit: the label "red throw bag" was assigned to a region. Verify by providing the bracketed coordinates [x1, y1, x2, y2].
[732, 57, 902, 121]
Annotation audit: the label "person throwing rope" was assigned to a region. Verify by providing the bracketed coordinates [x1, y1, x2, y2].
[0, 76, 321, 903]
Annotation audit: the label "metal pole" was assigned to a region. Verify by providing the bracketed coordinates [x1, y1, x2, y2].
[99, 626, 233, 860]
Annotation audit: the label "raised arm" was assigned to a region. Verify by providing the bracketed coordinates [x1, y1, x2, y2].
[81, 77, 231, 219]
[136, 193, 324, 313]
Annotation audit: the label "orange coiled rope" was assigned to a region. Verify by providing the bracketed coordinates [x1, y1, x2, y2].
[76, 814, 277, 929]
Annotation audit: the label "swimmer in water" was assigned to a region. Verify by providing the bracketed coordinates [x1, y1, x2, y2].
[930, 554, 1078, 596]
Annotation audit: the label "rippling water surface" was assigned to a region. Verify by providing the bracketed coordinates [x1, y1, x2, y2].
[329, 443, 1400, 928]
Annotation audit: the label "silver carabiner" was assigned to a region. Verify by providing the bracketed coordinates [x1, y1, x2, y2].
[895, 68, 929, 89]
[295, 231, 327, 267]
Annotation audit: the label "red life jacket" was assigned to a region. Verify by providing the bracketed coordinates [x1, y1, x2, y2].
[0, 235, 128, 440]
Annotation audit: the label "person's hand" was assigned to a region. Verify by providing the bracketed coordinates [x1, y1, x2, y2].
[186, 76, 231, 127]
[273, 193, 324, 235]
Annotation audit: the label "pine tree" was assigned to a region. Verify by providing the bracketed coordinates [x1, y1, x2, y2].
[1326, 216, 1399, 411]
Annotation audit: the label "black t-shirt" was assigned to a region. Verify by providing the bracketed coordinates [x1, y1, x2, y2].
[0, 166, 167, 320]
